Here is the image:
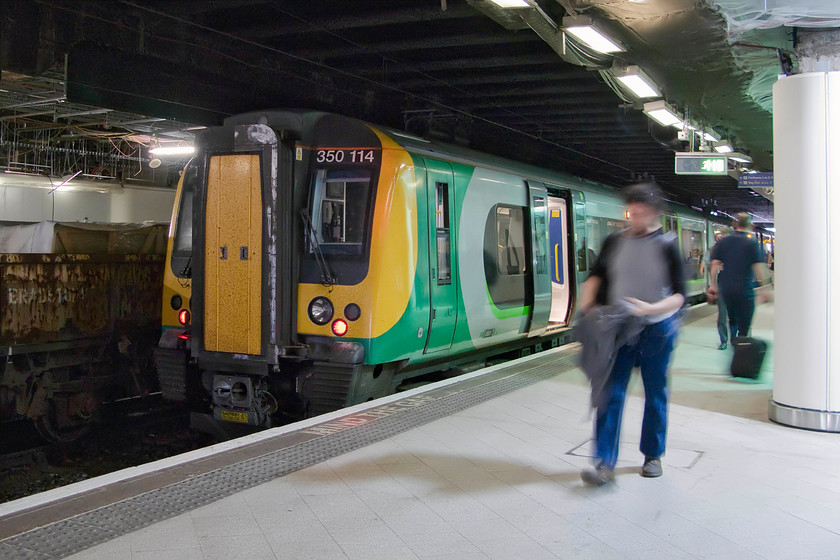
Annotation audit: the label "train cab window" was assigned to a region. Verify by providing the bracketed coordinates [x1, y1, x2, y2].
[496, 205, 528, 276]
[310, 168, 371, 255]
[435, 182, 451, 285]
[171, 169, 195, 278]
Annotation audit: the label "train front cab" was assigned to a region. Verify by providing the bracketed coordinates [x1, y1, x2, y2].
[154, 120, 299, 428]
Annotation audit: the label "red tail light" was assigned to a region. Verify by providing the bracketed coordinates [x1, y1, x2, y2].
[331, 319, 348, 336]
[178, 309, 191, 325]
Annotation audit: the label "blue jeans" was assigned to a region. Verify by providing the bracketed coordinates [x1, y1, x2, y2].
[594, 315, 679, 469]
[716, 299, 728, 344]
[721, 292, 755, 340]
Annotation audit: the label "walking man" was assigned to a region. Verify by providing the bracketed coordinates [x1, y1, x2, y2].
[578, 182, 685, 485]
[707, 213, 770, 341]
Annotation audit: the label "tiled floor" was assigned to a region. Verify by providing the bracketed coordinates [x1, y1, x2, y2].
[65, 301, 840, 560]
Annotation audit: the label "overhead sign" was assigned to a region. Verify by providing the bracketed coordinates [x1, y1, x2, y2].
[738, 172, 773, 189]
[674, 153, 728, 175]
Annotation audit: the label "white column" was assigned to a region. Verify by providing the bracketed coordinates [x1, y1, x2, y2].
[770, 72, 840, 431]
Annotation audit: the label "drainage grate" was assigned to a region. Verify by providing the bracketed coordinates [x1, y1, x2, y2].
[1, 350, 578, 559]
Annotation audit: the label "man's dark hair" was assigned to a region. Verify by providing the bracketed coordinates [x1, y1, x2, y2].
[622, 182, 667, 213]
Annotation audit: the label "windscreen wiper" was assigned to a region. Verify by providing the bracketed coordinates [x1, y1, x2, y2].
[300, 209, 336, 286]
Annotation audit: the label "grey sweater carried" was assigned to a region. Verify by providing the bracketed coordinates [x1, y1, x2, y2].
[576, 304, 646, 411]
[578, 228, 685, 409]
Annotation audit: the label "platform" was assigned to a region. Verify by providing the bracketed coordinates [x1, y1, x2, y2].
[3, 300, 840, 560]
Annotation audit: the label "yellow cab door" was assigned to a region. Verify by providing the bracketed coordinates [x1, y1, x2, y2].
[203, 154, 263, 355]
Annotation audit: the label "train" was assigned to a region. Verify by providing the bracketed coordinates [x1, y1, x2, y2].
[0, 222, 167, 442]
[154, 109, 770, 429]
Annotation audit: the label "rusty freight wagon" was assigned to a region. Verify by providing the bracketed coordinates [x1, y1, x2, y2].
[0, 222, 167, 441]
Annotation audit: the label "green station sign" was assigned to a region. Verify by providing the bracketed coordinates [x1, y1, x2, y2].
[674, 153, 728, 175]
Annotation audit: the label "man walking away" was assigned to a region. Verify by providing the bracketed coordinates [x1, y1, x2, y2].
[707, 213, 770, 342]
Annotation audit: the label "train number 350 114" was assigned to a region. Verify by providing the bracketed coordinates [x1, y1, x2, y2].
[316, 149, 376, 164]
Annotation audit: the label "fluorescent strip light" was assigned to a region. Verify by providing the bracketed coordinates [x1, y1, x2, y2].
[563, 16, 624, 54]
[613, 65, 660, 99]
[643, 100, 681, 127]
[728, 153, 752, 163]
[647, 109, 682, 126]
[488, 0, 529, 7]
[702, 131, 719, 142]
[565, 26, 624, 53]
[714, 144, 733, 153]
[149, 146, 196, 156]
[616, 74, 659, 98]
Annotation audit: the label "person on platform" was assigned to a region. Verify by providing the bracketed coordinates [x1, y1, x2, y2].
[577, 182, 685, 486]
[707, 213, 770, 341]
[703, 232, 730, 349]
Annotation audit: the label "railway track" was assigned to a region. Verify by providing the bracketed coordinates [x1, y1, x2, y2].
[0, 398, 215, 504]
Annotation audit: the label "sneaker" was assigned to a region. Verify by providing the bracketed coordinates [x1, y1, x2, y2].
[718, 342, 727, 350]
[581, 464, 615, 486]
[641, 457, 662, 478]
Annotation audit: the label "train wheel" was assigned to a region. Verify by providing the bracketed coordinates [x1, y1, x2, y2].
[32, 400, 91, 443]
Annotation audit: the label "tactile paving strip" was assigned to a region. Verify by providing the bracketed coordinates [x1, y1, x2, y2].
[1, 350, 578, 559]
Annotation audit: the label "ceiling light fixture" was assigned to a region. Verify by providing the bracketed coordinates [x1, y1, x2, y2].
[701, 130, 720, 142]
[727, 152, 752, 164]
[612, 64, 660, 99]
[487, 0, 530, 7]
[562, 15, 624, 54]
[642, 100, 681, 127]
[149, 145, 195, 156]
[713, 140, 733, 153]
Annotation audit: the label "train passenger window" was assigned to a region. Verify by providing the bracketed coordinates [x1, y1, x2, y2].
[680, 223, 706, 280]
[436, 182, 451, 285]
[310, 168, 371, 255]
[532, 196, 548, 275]
[496, 205, 527, 276]
[585, 216, 626, 270]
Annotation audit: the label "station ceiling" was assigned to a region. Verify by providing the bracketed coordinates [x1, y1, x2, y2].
[2, 0, 837, 226]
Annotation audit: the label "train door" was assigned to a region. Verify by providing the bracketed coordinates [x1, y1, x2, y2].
[571, 192, 587, 311]
[424, 158, 457, 353]
[526, 182, 551, 337]
[664, 214, 678, 233]
[547, 195, 571, 325]
[203, 154, 263, 355]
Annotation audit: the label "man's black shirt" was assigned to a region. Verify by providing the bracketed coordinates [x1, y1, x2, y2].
[711, 231, 764, 297]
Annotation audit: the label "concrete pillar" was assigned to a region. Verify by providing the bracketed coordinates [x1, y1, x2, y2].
[794, 29, 840, 73]
[769, 70, 840, 431]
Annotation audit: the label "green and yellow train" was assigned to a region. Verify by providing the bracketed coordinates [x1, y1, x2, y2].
[154, 110, 742, 428]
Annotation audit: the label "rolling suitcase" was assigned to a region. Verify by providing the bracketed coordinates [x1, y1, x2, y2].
[730, 337, 767, 379]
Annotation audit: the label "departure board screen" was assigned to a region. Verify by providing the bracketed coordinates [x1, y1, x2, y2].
[674, 154, 728, 175]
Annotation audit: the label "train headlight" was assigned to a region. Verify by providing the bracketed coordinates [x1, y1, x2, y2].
[170, 294, 183, 310]
[308, 297, 334, 325]
[178, 309, 191, 325]
[331, 319, 348, 337]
